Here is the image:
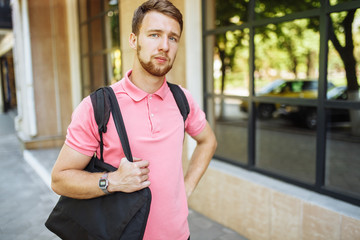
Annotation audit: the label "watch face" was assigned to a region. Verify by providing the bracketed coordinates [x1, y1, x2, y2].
[99, 179, 107, 188]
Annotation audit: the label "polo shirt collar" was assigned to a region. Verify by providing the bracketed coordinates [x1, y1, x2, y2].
[122, 70, 169, 101]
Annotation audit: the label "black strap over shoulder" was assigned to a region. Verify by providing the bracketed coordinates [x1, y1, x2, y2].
[90, 89, 111, 162]
[103, 87, 133, 162]
[90, 87, 133, 162]
[167, 82, 190, 122]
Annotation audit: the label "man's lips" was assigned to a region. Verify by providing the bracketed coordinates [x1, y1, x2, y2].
[154, 55, 169, 63]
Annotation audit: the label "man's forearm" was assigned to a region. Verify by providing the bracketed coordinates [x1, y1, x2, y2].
[51, 169, 106, 199]
[184, 123, 217, 198]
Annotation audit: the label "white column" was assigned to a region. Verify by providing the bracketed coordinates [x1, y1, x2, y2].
[11, 0, 37, 138]
[66, 0, 82, 110]
[185, 0, 203, 158]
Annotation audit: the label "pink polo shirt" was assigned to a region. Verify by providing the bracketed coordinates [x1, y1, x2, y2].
[65, 70, 206, 240]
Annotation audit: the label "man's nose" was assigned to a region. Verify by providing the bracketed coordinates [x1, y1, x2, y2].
[158, 37, 169, 52]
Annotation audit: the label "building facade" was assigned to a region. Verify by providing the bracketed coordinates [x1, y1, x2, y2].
[6, 0, 360, 239]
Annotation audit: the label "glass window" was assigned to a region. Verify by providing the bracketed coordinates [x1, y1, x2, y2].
[205, 0, 250, 30]
[78, 0, 122, 96]
[255, 0, 320, 19]
[255, 101, 317, 183]
[89, 0, 102, 17]
[79, 0, 88, 22]
[327, 10, 360, 101]
[254, 18, 320, 96]
[211, 97, 248, 164]
[80, 25, 89, 55]
[325, 107, 360, 198]
[203, 0, 360, 205]
[104, 0, 118, 11]
[107, 50, 121, 84]
[90, 18, 104, 53]
[81, 57, 90, 96]
[330, 0, 357, 6]
[207, 31, 250, 97]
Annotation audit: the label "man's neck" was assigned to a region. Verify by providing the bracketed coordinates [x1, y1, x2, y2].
[129, 65, 165, 94]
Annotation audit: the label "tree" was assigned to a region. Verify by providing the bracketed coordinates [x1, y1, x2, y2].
[328, 9, 360, 135]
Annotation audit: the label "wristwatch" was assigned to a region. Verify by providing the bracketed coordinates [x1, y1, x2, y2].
[99, 173, 110, 195]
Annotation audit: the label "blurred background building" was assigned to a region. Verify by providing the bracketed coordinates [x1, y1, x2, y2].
[1, 0, 359, 239]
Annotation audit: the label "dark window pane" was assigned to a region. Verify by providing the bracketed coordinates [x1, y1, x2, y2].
[206, 31, 250, 97]
[79, 0, 121, 97]
[255, 0, 320, 19]
[327, 10, 360, 101]
[205, 0, 249, 30]
[80, 25, 89, 55]
[104, 0, 118, 11]
[90, 18, 104, 53]
[79, 0, 88, 23]
[254, 18, 320, 96]
[89, 0, 102, 17]
[325, 108, 360, 198]
[82, 57, 91, 96]
[211, 97, 248, 164]
[330, 0, 357, 6]
[255, 103, 317, 183]
[107, 50, 122, 84]
[104, 8, 120, 48]
[92, 54, 106, 90]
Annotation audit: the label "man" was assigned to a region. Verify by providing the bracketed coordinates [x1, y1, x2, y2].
[51, 0, 217, 239]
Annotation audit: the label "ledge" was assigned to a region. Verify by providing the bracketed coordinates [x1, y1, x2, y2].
[209, 159, 360, 220]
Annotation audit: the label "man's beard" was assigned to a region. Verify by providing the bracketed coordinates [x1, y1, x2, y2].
[137, 44, 173, 77]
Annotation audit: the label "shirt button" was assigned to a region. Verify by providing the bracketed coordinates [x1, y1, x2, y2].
[151, 114, 154, 118]
[149, 95, 152, 100]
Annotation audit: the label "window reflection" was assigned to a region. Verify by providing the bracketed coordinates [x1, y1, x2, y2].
[209, 31, 250, 97]
[326, 108, 360, 198]
[80, 25, 89, 55]
[255, 107, 317, 183]
[79, 0, 87, 22]
[82, 57, 90, 96]
[105, 0, 118, 11]
[212, 97, 248, 164]
[204, 0, 360, 203]
[255, 18, 320, 94]
[205, 0, 249, 30]
[89, 0, 102, 17]
[78, 0, 121, 96]
[327, 10, 360, 102]
[330, 0, 357, 6]
[255, 0, 320, 19]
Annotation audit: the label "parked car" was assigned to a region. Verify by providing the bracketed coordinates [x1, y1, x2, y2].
[240, 79, 335, 119]
[279, 86, 353, 129]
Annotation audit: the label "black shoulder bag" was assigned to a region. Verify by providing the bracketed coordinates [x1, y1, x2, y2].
[45, 87, 151, 240]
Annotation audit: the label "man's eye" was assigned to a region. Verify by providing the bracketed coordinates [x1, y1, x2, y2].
[150, 34, 159, 38]
[169, 37, 178, 42]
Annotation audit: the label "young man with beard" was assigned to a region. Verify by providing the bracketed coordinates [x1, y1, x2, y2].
[50, 0, 217, 239]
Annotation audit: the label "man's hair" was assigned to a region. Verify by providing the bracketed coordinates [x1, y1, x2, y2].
[132, 0, 183, 35]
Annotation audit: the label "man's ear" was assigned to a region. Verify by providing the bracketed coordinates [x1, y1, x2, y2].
[129, 33, 137, 50]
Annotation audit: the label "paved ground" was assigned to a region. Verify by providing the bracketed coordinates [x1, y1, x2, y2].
[0, 112, 247, 240]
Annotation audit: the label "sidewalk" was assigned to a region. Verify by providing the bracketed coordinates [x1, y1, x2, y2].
[0, 112, 247, 240]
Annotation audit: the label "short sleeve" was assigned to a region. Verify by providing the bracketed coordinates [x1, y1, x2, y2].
[65, 96, 100, 156]
[181, 87, 207, 137]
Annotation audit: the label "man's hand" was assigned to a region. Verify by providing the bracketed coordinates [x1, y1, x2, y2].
[51, 144, 150, 199]
[108, 158, 151, 193]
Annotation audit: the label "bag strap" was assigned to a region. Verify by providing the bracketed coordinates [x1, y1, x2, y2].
[103, 87, 133, 162]
[90, 89, 111, 162]
[167, 82, 190, 122]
